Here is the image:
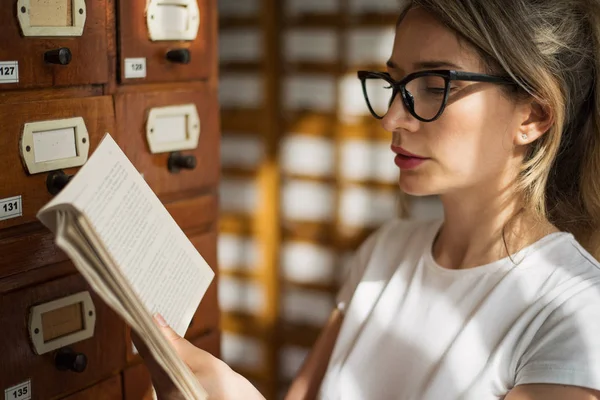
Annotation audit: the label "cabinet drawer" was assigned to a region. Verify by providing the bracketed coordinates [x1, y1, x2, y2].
[60, 374, 122, 400]
[0, 0, 110, 90]
[123, 330, 221, 400]
[115, 85, 219, 197]
[0, 274, 126, 399]
[118, 0, 215, 84]
[166, 195, 218, 233]
[0, 95, 115, 231]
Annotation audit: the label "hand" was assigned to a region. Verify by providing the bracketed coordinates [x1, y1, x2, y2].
[132, 314, 266, 400]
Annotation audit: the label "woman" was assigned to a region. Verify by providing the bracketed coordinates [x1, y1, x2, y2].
[135, 0, 600, 398]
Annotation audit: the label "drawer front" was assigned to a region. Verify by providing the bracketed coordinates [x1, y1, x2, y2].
[186, 230, 219, 338]
[118, 0, 215, 84]
[0, 95, 115, 231]
[0, 0, 109, 90]
[123, 330, 221, 400]
[60, 374, 122, 400]
[0, 226, 68, 280]
[114, 86, 219, 197]
[0, 274, 126, 399]
[166, 195, 218, 234]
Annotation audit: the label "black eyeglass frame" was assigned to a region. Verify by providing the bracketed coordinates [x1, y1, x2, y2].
[357, 70, 516, 122]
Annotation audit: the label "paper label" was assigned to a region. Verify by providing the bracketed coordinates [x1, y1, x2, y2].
[0, 196, 22, 221]
[0, 61, 19, 84]
[124, 58, 147, 79]
[4, 380, 31, 400]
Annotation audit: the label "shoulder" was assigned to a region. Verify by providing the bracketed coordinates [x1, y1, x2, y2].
[336, 217, 441, 306]
[351, 217, 441, 267]
[514, 234, 600, 392]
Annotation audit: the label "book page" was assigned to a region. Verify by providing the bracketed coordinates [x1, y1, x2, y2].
[38, 133, 214, 336]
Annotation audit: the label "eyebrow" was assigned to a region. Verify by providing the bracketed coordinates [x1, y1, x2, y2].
[386, 59, 464, 71]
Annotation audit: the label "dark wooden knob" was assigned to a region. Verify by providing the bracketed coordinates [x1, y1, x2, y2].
[55, 347, 87, 373]
[168, 152, 196, 173]
[166, 48, 191, 64]
[44, 47, 72, 65]
[46, 170, 73, 195]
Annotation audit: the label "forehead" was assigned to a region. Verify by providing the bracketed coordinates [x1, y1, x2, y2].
[390, 7, 482, 73]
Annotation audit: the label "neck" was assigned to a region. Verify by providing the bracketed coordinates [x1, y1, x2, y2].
[432, 182, 557, 270]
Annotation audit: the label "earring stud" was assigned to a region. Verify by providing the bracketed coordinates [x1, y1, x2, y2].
[521, 133, 528, 140]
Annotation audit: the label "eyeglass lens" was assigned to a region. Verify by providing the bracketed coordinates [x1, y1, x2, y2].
[364, 75, 447, 120]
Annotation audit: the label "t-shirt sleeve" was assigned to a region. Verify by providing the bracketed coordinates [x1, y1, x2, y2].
[335, 225, 386, 310]
[515, 284, 600, 391]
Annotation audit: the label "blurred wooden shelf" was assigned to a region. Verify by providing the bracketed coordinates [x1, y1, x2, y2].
[222, 166, 261, 180]
[222, 268, 262, 281]
[221, 109, 264, 133]
[220, 17, 261, 29]
[222, 311, 274, 337]
[283, 14, 344, 27]
[283, 62, 343, 75]
[283, 112, 337, 136]
[280, 322, 322, 348]
[219, 213, 255, 235]
[220, 61, 264, 73]
[348, 13, 399, 26]
[281, 278, 339, 294]
[282, 220, 336, 245]
[281, 172, 335, 184]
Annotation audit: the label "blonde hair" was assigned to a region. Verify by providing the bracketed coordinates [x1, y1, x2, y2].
[398, 0, 600, 259]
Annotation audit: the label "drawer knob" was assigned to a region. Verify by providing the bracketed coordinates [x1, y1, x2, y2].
[168, 151, 197, 173]
[55, 347, 87, 373]
[44, 47, 72, 65]
[166, 48, 191, 64]
[46, 170, 73, 195]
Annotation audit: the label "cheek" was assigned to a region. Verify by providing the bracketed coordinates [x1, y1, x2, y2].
[430, 92, 516, 174]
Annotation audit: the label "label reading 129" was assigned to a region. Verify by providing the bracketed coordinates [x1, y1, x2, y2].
[0, 61, 19, 84]
[4, 380, 31, 400]
[0, 196, 22, 222]
[124, 57, 147, 79]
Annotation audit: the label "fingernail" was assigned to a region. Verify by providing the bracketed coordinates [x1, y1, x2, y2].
[154, 313, 168, 327]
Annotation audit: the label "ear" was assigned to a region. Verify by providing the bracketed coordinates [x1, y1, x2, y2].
[515, 100, 554, 145]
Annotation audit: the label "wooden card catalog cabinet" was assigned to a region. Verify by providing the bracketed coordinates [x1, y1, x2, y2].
[0, 274, 126, 400]
[115, 85, 219, 197]
[118, 0, 214, 83]
[0, 0, 109, 90]
[0, 96, 114, 231]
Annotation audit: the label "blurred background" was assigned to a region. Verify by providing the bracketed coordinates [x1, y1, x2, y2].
[215, 0, 444, 398]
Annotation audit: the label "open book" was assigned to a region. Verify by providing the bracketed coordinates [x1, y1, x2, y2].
[36, 133, 214, 399]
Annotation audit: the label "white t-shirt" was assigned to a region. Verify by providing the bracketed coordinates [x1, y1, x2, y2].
[319, 218, 600, 400]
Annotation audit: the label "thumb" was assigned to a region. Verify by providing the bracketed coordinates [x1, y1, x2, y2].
[152, 313, 205, 363]
[153, 313, 183, 342]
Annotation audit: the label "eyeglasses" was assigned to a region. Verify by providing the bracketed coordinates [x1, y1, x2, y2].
[357, 70, 516, 122]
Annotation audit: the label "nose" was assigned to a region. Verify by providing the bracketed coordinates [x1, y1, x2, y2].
[380, 91, 419, 133]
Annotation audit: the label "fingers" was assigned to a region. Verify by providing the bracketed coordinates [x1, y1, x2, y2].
[152, 314, 207, 363]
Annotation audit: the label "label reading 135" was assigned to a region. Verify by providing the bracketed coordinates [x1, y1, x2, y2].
[4, 380, 31, 400]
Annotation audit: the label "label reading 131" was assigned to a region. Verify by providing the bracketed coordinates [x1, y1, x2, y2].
[0, 195, 22, 222]
[0, 61, 19, 84]
[125, 57, 147, 79]
[4, 380, 31, 400]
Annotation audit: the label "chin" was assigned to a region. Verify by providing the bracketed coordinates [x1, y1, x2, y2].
[398, 173, 439, 196]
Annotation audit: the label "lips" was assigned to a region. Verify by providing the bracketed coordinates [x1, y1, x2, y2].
[390, 145, 427, 159]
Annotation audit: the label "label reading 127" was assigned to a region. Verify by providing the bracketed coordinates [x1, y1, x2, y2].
[4, 380, 31, 400]
[124, 57, 147, 79]
[0, 61, 19, 84]
[0, 196, 22, 222]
